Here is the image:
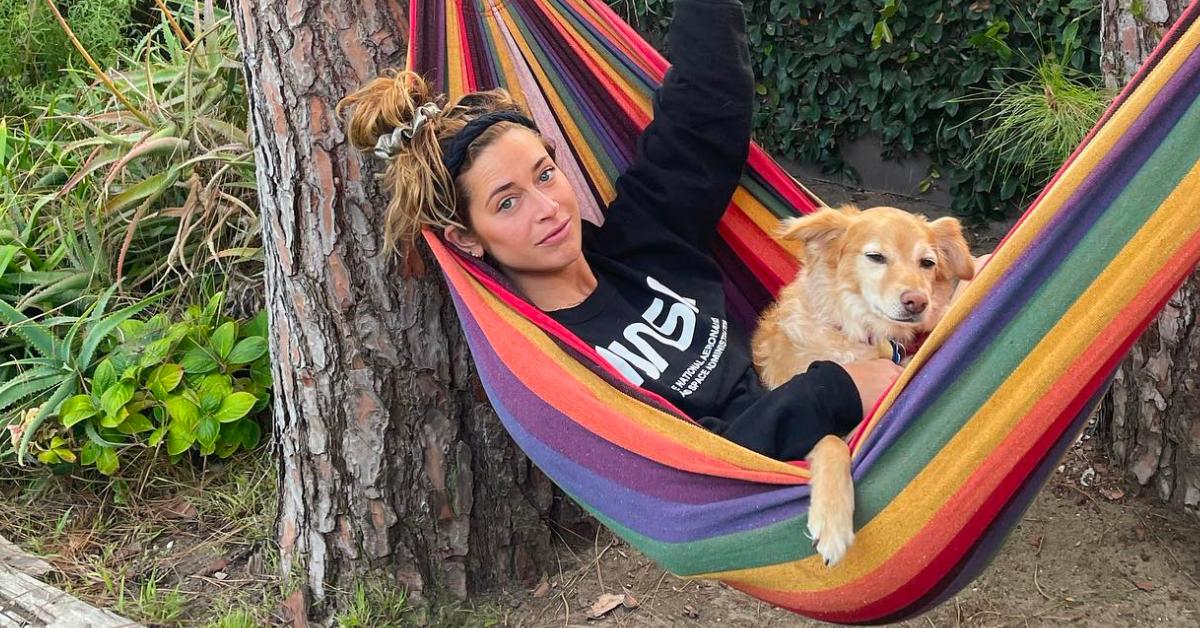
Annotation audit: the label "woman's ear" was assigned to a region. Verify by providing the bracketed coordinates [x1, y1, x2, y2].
[444, 225, 484, 258]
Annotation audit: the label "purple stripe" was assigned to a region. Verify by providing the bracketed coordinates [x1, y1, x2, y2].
[853, 43, 1200, 476]
[894, 382, 1108, 622]
[510, 0, 637, 168]
[446, 285, 789, 504]
[448, 287, 818, 541]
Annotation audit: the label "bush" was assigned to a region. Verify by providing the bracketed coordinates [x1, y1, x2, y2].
[614, 0, 1103, 219]
[4, 291, 271, 475]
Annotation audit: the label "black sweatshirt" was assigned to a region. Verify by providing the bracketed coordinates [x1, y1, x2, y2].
[546, 0, 862, 461]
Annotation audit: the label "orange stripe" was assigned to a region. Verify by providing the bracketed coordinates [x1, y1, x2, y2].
[722, 214, 1200, 611]
[430, 236, 811, 484]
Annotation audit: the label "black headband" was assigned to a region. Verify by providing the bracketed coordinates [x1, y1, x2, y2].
[441, 110, 539, 178]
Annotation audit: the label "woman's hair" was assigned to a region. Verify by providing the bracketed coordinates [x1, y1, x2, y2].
[338, 69, 553, 251]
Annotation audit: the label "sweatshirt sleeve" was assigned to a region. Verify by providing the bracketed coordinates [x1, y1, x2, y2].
[602, 0, 754, 253]
[696, 362, 864, 462]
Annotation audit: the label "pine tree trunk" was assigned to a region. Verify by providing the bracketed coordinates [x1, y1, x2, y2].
[1099, 0, 1200, 518]
[232, 0, 564, 614]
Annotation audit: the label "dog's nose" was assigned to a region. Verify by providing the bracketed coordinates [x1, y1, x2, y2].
[901, 291, 928, 315]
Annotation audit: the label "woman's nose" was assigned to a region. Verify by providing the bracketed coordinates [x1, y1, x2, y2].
[532, 188, 560, 218]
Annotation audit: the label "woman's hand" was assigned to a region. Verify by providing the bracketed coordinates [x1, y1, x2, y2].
[840, 359, 904, 418]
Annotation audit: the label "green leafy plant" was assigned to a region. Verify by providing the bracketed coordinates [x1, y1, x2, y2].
[615, 0, 1104, 218]
[959, 53, 1109, 196]
[0, 0, 137, 116]
[3, 292, 271, 475]
[0, 284, 163, 463]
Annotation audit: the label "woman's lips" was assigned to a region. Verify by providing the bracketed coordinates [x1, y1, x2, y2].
[538, 220, 570, 245]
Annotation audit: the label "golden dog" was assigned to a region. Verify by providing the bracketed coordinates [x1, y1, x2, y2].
[752, 204, 976, 566]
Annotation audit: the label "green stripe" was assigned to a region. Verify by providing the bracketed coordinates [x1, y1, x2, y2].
[856, 92, 1200, 522]
[504, 4, 624, 184]
[571, 90, 1200, 577]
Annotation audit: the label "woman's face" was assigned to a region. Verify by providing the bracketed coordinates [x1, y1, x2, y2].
[448, 128, 584, 275]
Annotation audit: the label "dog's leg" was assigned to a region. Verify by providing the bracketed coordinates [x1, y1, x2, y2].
[806, 434, 854, 566]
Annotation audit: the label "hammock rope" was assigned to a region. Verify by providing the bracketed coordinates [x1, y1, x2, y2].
[405, 0, 1200, 623]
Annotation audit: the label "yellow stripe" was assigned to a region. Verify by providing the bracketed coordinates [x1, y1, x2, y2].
[445, 4, 468, 96]
[702, 159, 1200, 596]
[479, 7, 532, 112]
[492, 4, 624, 203]
[862, 17, 1200, 434]
[459, 269, 811, 480]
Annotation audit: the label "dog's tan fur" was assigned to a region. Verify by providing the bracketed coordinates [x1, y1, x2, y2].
[752, 204, 975, 566]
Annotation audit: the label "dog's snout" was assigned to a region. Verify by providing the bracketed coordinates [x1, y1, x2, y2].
[901, 291, 928, 315]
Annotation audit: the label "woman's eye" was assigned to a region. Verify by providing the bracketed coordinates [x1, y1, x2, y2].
[498, 197, 516, 212]
[920, 258, 937, 269]
[539, 167, 555, 182]
[865, 252, 887, 264]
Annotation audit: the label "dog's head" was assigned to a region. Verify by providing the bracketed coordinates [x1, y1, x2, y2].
[778, 204, 975, 334]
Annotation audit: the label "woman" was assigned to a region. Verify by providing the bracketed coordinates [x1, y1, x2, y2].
[339, 0, 901, 465]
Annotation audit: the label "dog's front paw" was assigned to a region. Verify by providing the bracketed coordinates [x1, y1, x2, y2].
[807, 495, 855, 567]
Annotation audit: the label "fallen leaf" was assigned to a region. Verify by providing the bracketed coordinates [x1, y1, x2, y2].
[622, 593, 639, 609]
[1100, 487, 1125, 501]
[193, 557, 229, 577]
[683, 604, 699, 619]
[531, 580, 551, 598]
[1135, 581, 1156, 592]
[160, 497, 198, 520]
[587, 593, 624, 619]
[1134, 523, 1147, 542]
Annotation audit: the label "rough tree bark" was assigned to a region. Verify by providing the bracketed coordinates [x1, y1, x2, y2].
[232, 0, 563, 613]
[1099, 0, 1199, 517]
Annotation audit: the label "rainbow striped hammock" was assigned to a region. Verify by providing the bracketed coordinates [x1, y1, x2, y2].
[407, 0, 1200, 623]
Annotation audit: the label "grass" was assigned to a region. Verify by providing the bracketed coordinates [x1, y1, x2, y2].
[961, 57, 1110, 193]
[0, 450, 281, 626]
[0, 450, 506, 626]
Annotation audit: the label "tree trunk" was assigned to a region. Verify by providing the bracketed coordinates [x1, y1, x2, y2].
[1098, 0, 1200, 518]
[232, 0, 564, 614]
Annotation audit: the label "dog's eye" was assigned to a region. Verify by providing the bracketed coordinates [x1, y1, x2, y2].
[920, 258, 937, 269]
[865, 252, 887, 264]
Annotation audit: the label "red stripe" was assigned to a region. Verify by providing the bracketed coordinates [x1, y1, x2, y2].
[821, 227, 1200, 622]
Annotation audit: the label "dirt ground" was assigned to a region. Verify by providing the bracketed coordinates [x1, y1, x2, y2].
[2, 181, 1195, 627]
[492, 179, 1200, 628]
[496, 436, 1200, 628]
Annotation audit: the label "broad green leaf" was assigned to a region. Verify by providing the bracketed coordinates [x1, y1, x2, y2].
[214, 392, 256, 423]
[139, 338, 174, 368]
[79, 293, 166, 370]
[118, 413, 154, 434]
[93, 360, 118, 396]
[199, 374, 232, 412]
[100, 407, 129, 429]
[226, 337, 267, 365]
[210, 321, 237, 360]
[100, 381, 135, 418]
[53, 448, 76, 463]
[60, 395, 97, 427]
[38, 450, 60, 465]
[197, 415, 219, 450]
[147, 427, 166, 447]
[165, 395, 201, 428]
[95, 447, 119, 476]
[181, 347, 218, 373]
[241, 419, 262, 449]
[146, 363, 184, 397]
[166, 425, 194, 456]
[81, 441, 101, 465]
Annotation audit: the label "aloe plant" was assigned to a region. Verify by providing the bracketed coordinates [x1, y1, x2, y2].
[0, 284, 163, 462]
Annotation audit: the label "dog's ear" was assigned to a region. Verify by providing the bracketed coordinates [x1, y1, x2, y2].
[929, 217, 975, 281]
[778, 209, 852, 258]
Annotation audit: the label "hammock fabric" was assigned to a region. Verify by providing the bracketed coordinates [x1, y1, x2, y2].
[405, 0, 1200, 623]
